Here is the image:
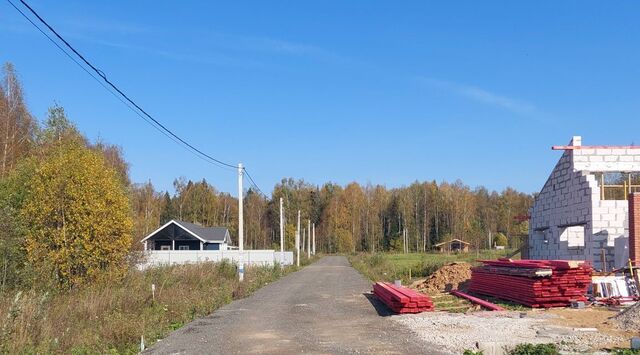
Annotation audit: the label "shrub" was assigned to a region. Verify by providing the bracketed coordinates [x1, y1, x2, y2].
[494, 233, 508, 247]
[508, 343, 559, 355]
[22, 142, 132, 288]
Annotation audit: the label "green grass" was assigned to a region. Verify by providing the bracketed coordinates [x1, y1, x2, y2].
[349, 250, 518, 312]
[349, 249, 516, 285]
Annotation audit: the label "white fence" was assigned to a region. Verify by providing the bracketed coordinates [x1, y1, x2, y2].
[139, 250, 294, 270]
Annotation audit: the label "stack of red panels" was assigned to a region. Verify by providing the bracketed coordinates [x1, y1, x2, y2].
[468, 259, 592, 308]
[373, 282, 434, 313]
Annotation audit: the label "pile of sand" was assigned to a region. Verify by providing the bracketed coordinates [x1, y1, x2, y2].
[412, 262, 472, 293]
[613, 301, 640, 331]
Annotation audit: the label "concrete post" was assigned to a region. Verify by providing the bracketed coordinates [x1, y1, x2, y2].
[296, 210, 301, 267]
[238, 163, 244, 281]
[279, 197, 284, 264]
[307, 219, 311, 258]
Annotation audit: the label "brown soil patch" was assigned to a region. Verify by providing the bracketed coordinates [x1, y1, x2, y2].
[411, 262, 472, 294]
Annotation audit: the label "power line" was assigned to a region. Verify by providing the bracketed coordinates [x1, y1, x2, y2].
[10, 0, 237, 170]
[243, 167, 267, 197]
[4, 0, 232, 170]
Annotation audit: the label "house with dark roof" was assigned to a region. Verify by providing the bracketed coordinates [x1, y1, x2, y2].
[141, 219, 232, 251]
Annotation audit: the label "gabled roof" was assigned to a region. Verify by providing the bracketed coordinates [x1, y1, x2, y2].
[176, 220, 231, 243]
[433, 238, 470, 247]
[140, 219, 231, 244]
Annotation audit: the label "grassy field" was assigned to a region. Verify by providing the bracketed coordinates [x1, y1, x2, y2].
[349, 250, 528, 311]
[0, 255, 317, 354]
[349, 249, 517, 285]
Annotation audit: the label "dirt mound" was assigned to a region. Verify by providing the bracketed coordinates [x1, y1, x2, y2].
[412, 262, 472, 293]
[613, 301, 640, 331]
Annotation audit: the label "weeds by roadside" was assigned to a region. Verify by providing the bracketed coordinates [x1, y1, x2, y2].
[0, 261, 301, 354]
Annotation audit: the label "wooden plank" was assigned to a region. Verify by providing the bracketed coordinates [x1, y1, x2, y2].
[450, 290, 505, 311]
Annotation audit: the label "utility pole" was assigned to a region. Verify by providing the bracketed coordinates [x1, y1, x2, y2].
[279, 197, 284, 264]
[238, 163, 244, 281]
[307, 219, 311, 258]
[312, 223, 316, 255]
[302, 224, 306, 253]
[296, 210, 301, 267]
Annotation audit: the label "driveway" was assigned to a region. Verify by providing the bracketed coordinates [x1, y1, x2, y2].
[146, 256, 443, 354]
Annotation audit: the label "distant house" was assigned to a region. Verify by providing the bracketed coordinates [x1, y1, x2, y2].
[433, 239, 470, 253]
[141, 220, 232, 251]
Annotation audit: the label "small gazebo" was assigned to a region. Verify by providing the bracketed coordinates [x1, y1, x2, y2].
[433, 239, 470, 253]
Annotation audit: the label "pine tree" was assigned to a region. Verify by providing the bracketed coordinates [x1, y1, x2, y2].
[159, 191, 175, 224]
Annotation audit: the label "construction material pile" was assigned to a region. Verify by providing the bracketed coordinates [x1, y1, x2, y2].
[373, 282, 435, 313]
[412, 262, 472, 293]
[468, 259, 592, 308]
[613, 301, 640, 331]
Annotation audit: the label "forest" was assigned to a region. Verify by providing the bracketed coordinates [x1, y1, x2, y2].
[135, 177, 532, 255]
[0, 61, 533, 291]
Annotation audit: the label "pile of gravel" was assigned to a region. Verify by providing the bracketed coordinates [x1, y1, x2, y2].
[393, 311, 621, 354]
[613, 302, 640, 331]
[412, 262, 472, 293]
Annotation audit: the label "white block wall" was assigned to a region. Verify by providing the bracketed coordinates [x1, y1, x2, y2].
[528, 136, 637, 270]
[138, 250, 295, 270]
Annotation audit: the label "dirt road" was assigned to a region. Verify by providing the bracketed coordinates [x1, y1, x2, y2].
[146, 256, 442, 354]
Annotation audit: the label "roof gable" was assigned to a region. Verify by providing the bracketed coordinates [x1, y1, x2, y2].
[433, 238, 470, 247]
[140, 220, 230, 244]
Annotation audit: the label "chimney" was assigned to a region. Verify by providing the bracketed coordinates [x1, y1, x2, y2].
[629, 193, 640, 263]
[570, 135, 582, 147]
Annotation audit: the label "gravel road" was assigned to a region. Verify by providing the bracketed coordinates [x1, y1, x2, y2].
[145, 256, 443, 354]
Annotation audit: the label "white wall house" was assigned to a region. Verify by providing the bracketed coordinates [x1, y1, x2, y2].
[139, 220, 293, 269]
[528, 136, 640, 270]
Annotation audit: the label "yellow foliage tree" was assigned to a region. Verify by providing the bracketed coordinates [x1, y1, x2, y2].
[22, 142, 132, 287]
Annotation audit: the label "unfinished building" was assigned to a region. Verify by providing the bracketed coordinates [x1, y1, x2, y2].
[528, 136, 640, 270]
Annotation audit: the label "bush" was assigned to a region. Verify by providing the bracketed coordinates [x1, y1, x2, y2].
[22, 142, 132, 288]
[508, 343, 559, 355]
[494, 233, 508, 247]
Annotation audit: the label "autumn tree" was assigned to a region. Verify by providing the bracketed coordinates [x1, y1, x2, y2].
[131, 180, 163, 244]
[0, 62, 36, 177]
[22, 142, 133, 288]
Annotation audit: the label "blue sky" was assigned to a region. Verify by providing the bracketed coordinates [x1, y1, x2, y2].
[1, 1, 639, 195]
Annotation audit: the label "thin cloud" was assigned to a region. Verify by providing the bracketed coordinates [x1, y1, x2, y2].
[420, 77, 537, 115]
[66, 33, 265, 68]
[62, 18, 153, 36]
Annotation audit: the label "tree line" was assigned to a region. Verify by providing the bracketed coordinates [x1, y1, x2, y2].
[0, 62, 532, 291]
[133, 177, 532, 254]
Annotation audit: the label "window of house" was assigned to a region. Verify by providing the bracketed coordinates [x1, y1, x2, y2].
[160, 245, 171, 251]
[178, 245, 189, 251]
[560, 225, 585, 248]
[596, 172, 640, 200]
